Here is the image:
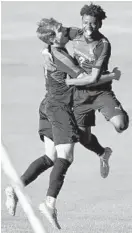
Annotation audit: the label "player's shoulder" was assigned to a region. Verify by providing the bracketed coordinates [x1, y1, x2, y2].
[97, 33, 111, 51]
[99, 33, 111, 45]
[101, 37, 110, 46]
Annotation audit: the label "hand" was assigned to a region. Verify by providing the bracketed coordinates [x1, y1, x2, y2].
[65, 75, 72, 86]
[65, 78, 70, 86]
[81, 59, 91, 70]
[41, 49, 57, 72]
[65, 76, 73, 86]
[112, 67, 121, 81]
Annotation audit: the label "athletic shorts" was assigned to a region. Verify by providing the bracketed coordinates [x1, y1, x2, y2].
[73, 89, 127, 121]
[74, 110, 95, 128]
[38, 97, 79, 145]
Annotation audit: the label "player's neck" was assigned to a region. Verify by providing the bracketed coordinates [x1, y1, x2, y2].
[84, 31, 100, 42]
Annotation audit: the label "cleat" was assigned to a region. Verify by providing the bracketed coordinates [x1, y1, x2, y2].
[5, 186, 18, 216]
[39, 202, 61, 230]
[100, 147, 112, 178]
[112, 67, 121, 81]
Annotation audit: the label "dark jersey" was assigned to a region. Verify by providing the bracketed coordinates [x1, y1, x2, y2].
[45, 46, 83, 104]
[65, 27, 112, 92]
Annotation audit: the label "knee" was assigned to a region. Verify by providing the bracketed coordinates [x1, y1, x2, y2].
[56, 144, 74, 163]
[111, 112, 129, 133]
[121, 112, 129, 132]
[58, 153, 74, 163]
[62, 152, 74, 164]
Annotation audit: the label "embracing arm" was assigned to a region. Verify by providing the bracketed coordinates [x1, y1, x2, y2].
[66, 68, 120, 86]
[66, 39, 114, 86]
[39, 27, 81, 71]
[41, 47, 120, 86]
[41, 39, 120, 86]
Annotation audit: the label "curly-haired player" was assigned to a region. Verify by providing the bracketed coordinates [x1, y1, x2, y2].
[66, 3, 129, 134]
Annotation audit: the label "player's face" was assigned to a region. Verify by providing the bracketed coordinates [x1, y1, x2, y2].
[54, 24, 68, 47]
[82, 15, 100, 38]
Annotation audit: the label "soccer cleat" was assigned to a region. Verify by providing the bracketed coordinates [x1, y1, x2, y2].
[5, 186, 18, 216]
[112, 67, 121, 81]
[39, 202, 61, 230]
[100, 147, 112, 178]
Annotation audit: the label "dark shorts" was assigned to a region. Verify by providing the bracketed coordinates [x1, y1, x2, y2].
[74, 110, 95, 128]
[73, 89, 127, 121]
[39, 98, 79, 145]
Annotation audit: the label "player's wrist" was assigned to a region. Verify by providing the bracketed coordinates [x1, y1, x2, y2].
[65, 79, 73, 86]
[111, 72, 115, 78]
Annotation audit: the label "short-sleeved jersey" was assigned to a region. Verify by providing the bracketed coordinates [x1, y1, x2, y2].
[45, 46, 83, 104]
[64, 27, 112, 92]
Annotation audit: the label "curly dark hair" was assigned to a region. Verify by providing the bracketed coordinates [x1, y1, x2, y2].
[80, 3, 107, 21]
[36, 18, 61, 45]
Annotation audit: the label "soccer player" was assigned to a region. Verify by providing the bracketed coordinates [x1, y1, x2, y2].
[66, 4, 129, 137]
[42, 4, 129, 138]
[5, 17, 120, 229]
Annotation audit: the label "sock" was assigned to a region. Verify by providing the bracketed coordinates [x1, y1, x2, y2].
[21, 155, 54, 186]
[46, 196, 56, 209]
[82, 134, 105, 156]
[47, 158, 71, 198]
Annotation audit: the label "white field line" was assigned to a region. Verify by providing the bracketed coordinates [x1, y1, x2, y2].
[1, 144, 47, 233]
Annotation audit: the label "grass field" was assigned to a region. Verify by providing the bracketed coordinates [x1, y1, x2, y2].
[1, 1, 132, 233]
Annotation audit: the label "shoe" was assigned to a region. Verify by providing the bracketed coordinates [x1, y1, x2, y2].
[39, 202, 61, 230]
[112, 67, 121, 81]
[5, 186, 18, 216]
[100, 147, 112, 178]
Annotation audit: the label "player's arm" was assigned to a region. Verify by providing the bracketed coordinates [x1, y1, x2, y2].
[41, 46, 57, 72]
[66, 68, 120, 86]
[51, 48, 83, 79]
[51, 48, 119, 85]
[66, 40, 113, 86]
[87, 68, 120, 87]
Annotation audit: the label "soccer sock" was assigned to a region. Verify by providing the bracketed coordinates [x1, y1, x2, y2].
[83, 134, 105, 156]
[21, 155, 54, 186]
[46, 196, 56, 209]
[47, 158, 71, 198]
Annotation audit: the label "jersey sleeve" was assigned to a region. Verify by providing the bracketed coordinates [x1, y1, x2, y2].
[67, 27, 83, 40]
[93, 39, 111, 72]
[52, 49, 83, 78]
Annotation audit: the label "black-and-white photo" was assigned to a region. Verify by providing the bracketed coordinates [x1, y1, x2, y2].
[1, 1, 132, 233]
